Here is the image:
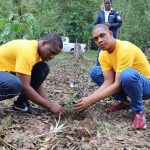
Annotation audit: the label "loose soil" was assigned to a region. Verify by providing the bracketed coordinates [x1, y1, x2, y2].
[0, 52, 150, 150]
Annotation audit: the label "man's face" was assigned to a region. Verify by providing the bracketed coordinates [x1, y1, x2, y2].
[104, 0, 111, 11]
[39, 42, 61, 61]
[92, 27, 112, 52]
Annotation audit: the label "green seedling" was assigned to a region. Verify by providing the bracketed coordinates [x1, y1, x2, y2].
[66, 92, 82, 112]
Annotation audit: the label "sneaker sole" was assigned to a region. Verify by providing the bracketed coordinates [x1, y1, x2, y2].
[132, 124, 147, 129]
[13, 105, 28, 112]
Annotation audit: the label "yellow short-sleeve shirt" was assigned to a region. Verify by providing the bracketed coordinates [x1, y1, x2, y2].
[0, 40, 41, 75]
[99, 40, 150, 78]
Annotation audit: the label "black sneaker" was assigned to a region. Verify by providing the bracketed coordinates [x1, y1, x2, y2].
[13, 100, 42, 115]
[26, 105, 44, 114]
[13, 101, 28, 112]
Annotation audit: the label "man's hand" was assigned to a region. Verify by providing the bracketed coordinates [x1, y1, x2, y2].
[50, 103, 66, 114]
[73, 97, 92, 112]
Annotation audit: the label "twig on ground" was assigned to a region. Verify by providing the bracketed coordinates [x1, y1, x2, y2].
[0, 137, 18, 150]
[136, 130, 150, 142]
[50, 144, 57, 150]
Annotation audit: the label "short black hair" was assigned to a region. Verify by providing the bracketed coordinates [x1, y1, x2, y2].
[40, 33, 63, 49]
[92, 24, 109, 32]
[104, 0, 112, 3]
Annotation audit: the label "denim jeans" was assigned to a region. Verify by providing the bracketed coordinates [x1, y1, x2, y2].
[96, 48, 101, 66]
[90, 66, 150, 112]
[0, 71, 22, 101]
[16, 61, 50, 103]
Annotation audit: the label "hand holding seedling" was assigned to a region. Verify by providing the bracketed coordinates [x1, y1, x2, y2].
[51, 103, 66, 114]
[73, 97, 91, 112]
[65, 92, 82, 113]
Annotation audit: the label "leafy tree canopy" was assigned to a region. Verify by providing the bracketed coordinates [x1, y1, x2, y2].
[0, 0, 150, 48]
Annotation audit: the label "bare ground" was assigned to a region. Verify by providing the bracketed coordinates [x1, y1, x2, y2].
[0, 52, 150, 150]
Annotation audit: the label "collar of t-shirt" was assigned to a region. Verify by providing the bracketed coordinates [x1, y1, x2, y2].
[104, 8, 113, 22]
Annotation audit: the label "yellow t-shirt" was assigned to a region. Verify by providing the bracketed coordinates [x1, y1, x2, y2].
[0, 40, 41, 75]
[99, 40, 150, 78]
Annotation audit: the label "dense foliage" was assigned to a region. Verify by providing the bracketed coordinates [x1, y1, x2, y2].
[113, 0, 150, 48]
[0, 0, 150, 48]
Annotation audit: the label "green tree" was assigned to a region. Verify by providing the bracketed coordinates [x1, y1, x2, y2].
[113, 0, 150, 48]
[0, 0, 150, 48]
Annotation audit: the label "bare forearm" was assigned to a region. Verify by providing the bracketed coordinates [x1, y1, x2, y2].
[15, 73, 65, 114]
[36, 85, 50, 100]
[73, 71, 122, 112]
[88, 72, 122, 105]
[22, 85, 54, 110]
[88, 83, 121, 105]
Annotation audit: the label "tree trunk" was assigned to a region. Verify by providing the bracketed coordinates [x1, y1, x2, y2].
[74, 38, 82, 58]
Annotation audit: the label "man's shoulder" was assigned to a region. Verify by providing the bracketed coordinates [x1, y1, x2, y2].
[110, 9, 120, 15]
[120, 40, 134, 46]
[9, 39, 30, 43]
[100, 50, 109, 57]
[5, 39, 37, 47]
[98, 9, 119, 15]
[118, 40, 140, 52]
[117, 40, 131, 46]
[98, 9, 104, 14]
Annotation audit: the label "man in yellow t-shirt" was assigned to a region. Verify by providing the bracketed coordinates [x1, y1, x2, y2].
[0, 33, 65, 114]
[74, 24, 150, 129]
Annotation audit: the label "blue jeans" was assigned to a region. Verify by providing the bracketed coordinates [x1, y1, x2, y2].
[90, 66, 150, 112]
[0, 71, 22, 101]
[16, 61, 50, 104]
[96, 48, 101, 66]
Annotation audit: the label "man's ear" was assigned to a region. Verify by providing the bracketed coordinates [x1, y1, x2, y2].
[109, 31, 113, 36]
[109, 31, 113, 37]
[42, 40, 48, 46]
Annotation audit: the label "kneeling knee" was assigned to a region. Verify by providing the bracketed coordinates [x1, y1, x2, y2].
[10, 78, 22, 94]
[90, 67, 95, 79]
[90, 66, 102, 79]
